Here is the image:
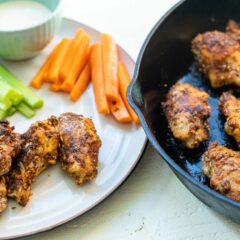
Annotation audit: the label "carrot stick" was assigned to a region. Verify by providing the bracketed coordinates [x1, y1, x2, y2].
[69, 63, 91, 101]
[59, 29, 87, 82]
[44, 38, 71, 83]
[49, 82, 62, 92]
[61, 35, 90, 92]
[118, 61, 140, 124]
[109, 94, 132, 123]
[101, 33, 119, 101]
[90, 43, 110, 114]
[30, 42, 61, 89]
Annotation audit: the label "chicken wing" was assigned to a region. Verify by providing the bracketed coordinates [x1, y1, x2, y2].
[58, 113, 101, 185]
[203, 142, 240, 202]
[0, 120, 21, 176]
[7, 116, 59, 206]
[0, 177, 7, 213]
[219, 92, 240, 145]
[162, 83, 210, 148]
[192, 20, 240, 88]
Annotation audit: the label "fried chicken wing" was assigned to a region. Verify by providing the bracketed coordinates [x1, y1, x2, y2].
[203, 142, 240, 202]
[219, 92, 240, 144]
[0, 177, 7, 213]
[162, 83, 210, 148]
[0, 120, 21, 176]
[192, 20, 240, 88]
[58, 113, 101, 185]
[7, 116, 59, 206]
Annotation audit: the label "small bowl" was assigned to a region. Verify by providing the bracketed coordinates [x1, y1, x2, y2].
[0, 0, 62, 60]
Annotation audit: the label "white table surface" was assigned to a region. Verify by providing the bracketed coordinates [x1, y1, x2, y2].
[22, 0, 240, 239]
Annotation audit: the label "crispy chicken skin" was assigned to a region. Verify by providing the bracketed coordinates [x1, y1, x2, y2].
[203, 142, 240, 202]
[58, 113, 101, 185]
[219, 92, 240, 144]
[7, 116, 59, 206]
[0, 177, 7, 213]
[192, 20, 240, 88]
[0, 120, 21, 176]
[162, 83, 210, 148]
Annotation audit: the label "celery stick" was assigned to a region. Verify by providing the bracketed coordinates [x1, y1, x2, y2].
[0, 109, 7, 119]
[0, 81, 13, 111]
[0, 80, 23, 106]
[0, 65, 43, 109]
[10, 91, 23, 106]
[0, 81, 16, 104]
[0, 101, 11, 111]
[7, 107, 17, 116]
[17, 102, 35, 118]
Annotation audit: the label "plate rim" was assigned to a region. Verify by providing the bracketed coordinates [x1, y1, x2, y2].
[17, 144, 149, 240]
[3, 17, 147, 239]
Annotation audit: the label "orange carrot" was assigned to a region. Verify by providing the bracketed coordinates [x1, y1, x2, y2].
[59, 29, 87, 82]
[90, 43, 110, 114]
[44, 38, 71, 83]
[101, 33, 119, 101]
[49, 82, 62, 92]
[30, 42, 61, 89]
[69, 63, 91, 101]
[118, 61, 140, 124]
[61, 34, 90, 92]
[109, 94, 132, 123]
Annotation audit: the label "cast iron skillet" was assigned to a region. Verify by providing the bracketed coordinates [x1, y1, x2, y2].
[128, 0, 240, 223]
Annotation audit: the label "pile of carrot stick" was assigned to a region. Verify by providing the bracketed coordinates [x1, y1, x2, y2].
[30, 29, 139, 124]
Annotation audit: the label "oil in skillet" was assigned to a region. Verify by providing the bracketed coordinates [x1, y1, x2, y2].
[161, 64, 239, 183]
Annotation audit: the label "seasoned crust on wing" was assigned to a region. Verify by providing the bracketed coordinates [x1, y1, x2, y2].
[162, 83, 210, 148]
[192, 20, 240, 88]
[7, 116, 59, 206]
[203, 142, 240, 202]
[0, 120, 21, 176]
[192, 31, 239, 61]
[58, 113, 101, 185]
[219, 92, 240, 144]
[0, 177, 7, 213]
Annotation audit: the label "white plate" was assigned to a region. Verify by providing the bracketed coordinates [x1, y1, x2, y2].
[0, 18, 146, 239]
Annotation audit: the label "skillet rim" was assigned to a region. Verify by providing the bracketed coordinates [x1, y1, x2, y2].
[127, 0, 240, 209]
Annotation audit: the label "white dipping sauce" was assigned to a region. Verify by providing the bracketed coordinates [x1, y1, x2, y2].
[0, 1, 52, 30]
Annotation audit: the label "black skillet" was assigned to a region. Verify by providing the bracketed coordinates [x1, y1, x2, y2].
[128, 0, 240, 223]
